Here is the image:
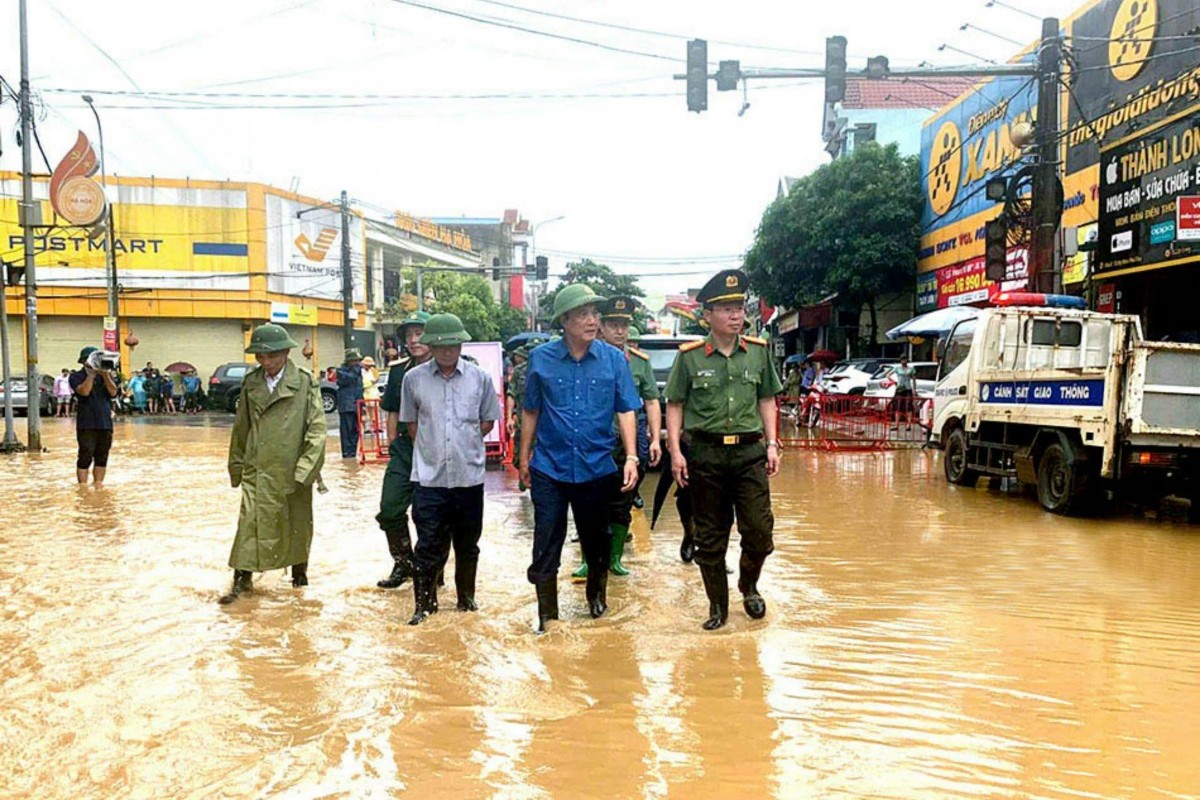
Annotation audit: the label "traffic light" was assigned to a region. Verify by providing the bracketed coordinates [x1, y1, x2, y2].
[824, 36, 847, 104]
[687, 39, 708, 113]
[535, 256, 548, 281]
[985, 218, 1008, 282]
[865, 55, 889, 79]
[492, 256, 500, 282]
[2, 260, 24, 287]
[716, 60, 740, 92]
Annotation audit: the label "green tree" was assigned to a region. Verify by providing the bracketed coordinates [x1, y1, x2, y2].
[743, 142, 922, 349]
[420, 269, 532, 342]
[539, 259, 645, 327]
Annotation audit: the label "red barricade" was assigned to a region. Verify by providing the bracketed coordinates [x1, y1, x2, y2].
[778, 394, 931, 451]
[357, 399, 388, 463]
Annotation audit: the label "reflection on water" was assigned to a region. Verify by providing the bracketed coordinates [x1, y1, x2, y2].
[2, 418, 1199, 798]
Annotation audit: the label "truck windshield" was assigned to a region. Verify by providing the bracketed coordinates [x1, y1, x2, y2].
[940, 319, 977, 379]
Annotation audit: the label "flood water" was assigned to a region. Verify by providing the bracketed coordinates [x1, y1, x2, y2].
[3, 416, 1200, 799]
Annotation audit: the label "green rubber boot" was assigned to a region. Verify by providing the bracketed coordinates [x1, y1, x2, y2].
[609, 525, 630, 576]
[571, 558, 588, 582]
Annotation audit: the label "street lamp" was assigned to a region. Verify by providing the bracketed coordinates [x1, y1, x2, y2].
[529, 215, 565, 331]
[81, 94, 118, 321]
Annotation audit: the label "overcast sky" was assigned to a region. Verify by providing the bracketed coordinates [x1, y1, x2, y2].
[1, 0, 1082, 304]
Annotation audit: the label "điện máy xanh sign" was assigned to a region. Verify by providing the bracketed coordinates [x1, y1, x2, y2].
[1096, 103, 1200, 276]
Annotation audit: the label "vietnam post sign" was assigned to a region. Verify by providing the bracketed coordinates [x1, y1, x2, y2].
[979, 379, 1106, 406]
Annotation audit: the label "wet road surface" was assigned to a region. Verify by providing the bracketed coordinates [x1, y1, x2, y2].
[2, 416, 1200, 798]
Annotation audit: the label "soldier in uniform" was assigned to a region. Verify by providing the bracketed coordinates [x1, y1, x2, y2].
[664, 269, 782, 630]
[506, 335, 548, 491]
[374, 310, 432, 588]
[572, 297, 661, 580]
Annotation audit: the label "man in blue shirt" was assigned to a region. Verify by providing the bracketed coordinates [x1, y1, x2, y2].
[336, 348, 364, 458]
[70, 346, 118, 487]
[519, 284, 641, 631]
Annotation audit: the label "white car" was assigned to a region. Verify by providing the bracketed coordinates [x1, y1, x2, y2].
[817, 358, 899, 395]
[863, 362, 939, 400]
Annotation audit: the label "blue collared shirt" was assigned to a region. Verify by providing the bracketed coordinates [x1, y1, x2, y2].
[524, 338, 642, 484]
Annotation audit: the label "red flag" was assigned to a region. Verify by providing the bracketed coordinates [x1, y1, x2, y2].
[759, 297, 775, 324]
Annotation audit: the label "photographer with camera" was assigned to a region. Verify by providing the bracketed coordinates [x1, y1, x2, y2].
[70, 346, 119, 487]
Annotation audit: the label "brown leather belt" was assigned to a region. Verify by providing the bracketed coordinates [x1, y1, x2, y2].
[688, 431, 763, 446]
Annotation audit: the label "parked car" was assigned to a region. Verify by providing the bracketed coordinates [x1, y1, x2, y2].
[863, 361, 939, 400]
[635, 334, 704, 394]
[208, 363, 253, 412]
[817, 358, 900, 395]
[0, 376, 54, 417]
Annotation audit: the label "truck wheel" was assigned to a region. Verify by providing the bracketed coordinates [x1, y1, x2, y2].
[1036, 443, 1078, 515]
[944, 428, 979, 487]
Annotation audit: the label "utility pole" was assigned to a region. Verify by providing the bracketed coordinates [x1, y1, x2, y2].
[19, 0, 41, 452]
[1031, 17, 1062, 293]
[339, 190, 353, 349]
[415, 267, 424, 312]
[82, 95, 118, 320]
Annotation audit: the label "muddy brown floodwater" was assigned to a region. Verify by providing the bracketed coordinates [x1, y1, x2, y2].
[2, 416, 1200, 799]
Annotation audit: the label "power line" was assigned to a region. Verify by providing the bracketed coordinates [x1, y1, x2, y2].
[1070, 43, 1200, 74]
[384, 0, 680, 63]
[466, 0, 824, 58]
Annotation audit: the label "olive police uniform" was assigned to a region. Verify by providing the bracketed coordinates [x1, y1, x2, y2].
[664, 269, 782, 630]
[507, 335, 547, 487]
[375, 311, 431, 588]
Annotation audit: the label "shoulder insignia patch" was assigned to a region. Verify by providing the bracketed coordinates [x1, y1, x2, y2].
[679, 340, 706, 353]
[743, 336, 767, 346]
[628, 347, 650, 361]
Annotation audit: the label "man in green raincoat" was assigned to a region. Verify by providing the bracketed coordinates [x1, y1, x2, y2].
[219, 323, 327, 605]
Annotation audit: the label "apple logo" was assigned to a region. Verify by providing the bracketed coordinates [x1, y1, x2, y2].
[1106, 159, 1119, 184]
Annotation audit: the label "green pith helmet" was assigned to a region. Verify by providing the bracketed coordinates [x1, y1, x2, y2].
[344, 348, 363, 363]
[419, 313, 473, 346]
[552, 283, 606, 321]
[397, 310, 431, 336]
[245, 323, 300, 354]
[627, 326, 641, 342]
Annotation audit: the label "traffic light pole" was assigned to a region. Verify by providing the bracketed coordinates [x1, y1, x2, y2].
[1031, 17, 1062, 294]
[18, 0, 41, 452]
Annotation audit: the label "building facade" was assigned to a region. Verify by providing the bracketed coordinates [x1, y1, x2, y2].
[917, 0, 1199, 341]
[1, 172, 479, 380]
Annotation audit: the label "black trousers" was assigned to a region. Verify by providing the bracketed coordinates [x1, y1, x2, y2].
[338, 410, 359, 457]
[687, 440, 774, 570]
[410, 484, 484, 577]
[527, 469, 614, 584]
[76, 428, 113, 469]
[607, 457, 644, 529]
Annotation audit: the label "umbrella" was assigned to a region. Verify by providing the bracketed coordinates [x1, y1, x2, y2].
[650, 453, 676, 530]
[806, 349, 839, 364]
[504, 332, 547, 351]
[783, 354, 806, 366]
[886, 307, 980, 341]
[164, 361, 197, 373]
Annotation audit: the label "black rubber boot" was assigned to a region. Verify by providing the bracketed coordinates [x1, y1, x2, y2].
[699, 564, 729, 631]
[535, 580, 559, 633]
[408, 575, 437, 625]
[679, 514, 695, 563]
[586, 565, 608, 619]
[377, 529, 413, 588]
[291, 562, 308, 587]
[737, 554, 767, 620]
[437, 568, 445, 588]
[455, 559, 478, 612]
[218, 570, 252, 605]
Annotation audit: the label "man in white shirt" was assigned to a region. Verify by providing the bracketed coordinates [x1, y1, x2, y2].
[400, 314, 501, 624]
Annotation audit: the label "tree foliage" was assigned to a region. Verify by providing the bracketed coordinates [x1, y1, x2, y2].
[743, 143, 922, 343]
[420, 270, 526, 342]
[539, 259, 647, 328]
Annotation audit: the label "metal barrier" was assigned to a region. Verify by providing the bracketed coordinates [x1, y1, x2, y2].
[357, 399, 388, 464]
[778, 394, 931, 451]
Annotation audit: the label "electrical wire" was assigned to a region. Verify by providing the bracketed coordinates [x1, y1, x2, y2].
[465, 0, 825, 58]
[1069, 6, 1200, 57]
[1070, 43, 1200, 73]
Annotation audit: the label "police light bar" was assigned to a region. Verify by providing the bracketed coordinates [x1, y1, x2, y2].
[991, 292, 1087, 309]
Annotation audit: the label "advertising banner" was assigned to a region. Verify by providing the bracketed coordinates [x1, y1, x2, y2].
[0, 178, 251, 291]
[933, 248, 1028, 308]
[1096, 105, 1200, 275]
[264, 193, 365, 303]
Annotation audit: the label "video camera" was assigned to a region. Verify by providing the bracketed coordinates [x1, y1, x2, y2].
[86, 349, 121, 372]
